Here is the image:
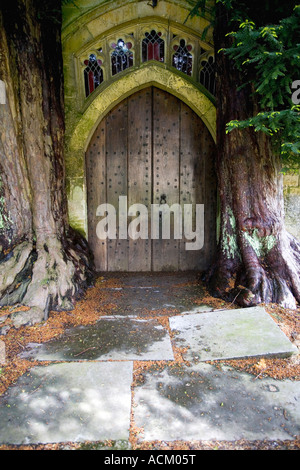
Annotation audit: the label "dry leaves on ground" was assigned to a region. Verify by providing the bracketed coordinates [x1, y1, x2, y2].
[0, 275, 299, 450]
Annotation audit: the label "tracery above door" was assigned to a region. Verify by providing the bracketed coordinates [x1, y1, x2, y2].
[77, 21, 215, 104]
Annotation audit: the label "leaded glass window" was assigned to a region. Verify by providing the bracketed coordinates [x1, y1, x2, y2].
[81, 26, 215, 103]
[199, 56, 215, 96]
[142, 30, 164, 62]
[84, 54, 104, 97]
[111, 39, 133, 76]
[172, 39, 193, 76]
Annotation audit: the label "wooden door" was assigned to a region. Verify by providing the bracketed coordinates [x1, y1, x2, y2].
[86, 87, 216, 272]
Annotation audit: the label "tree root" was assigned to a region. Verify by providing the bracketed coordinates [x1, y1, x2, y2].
[0, 241, 33, 296]
[0, 231, 95, 318]
[207, 230, 300, 310]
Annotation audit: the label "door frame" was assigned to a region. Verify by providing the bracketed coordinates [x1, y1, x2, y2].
[86, 86, 217, 272]
[66, 64, 216, 239]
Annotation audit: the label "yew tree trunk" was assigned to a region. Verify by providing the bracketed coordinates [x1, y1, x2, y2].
[0, 0, 94, 315]
[207, 3, 300, 309]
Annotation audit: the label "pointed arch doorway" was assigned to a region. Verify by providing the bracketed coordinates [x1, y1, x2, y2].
[86, 86, 216, 272]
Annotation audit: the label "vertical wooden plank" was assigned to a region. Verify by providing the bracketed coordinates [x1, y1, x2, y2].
[179, 102, 206, 270]
[86, 123, 107, 271]
[152, 87, 180, 271]
[106, 100, 129, 271]
[127, 87, 152, 271]
[86, 86, 217, 273]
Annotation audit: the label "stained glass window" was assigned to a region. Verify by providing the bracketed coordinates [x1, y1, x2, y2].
[172, 39, 193, 76]
[142, 30, 164, 62]
[84, 54, 104, 98]
[199, 56, 215, 95]
[82, 28, 215, 102]
[111, 39, 133, 76]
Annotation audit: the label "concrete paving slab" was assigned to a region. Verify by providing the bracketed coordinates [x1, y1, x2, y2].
[169, 306, 298, 362]
[20, 317, 174, 362]
[134, 362, 300, 442]
[0, 362, 133, 445]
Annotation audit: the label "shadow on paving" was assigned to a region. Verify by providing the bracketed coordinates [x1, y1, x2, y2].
[0, 272, 299, 447]
[20, 317, 174, 361]
[97, 271, 205, 315]
[134, 362, 300, 442]
[0, 362, 133, 445]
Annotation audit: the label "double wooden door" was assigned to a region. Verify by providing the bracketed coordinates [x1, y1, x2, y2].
[86, 87, 216, 271]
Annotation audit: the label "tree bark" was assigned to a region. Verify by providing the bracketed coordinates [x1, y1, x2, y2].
[0, 0, 94, 315]
[207, 3, 300, 309]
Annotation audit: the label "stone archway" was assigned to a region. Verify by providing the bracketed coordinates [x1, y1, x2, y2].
[86, 86, 217, 271]
[66, 64, 216, 238]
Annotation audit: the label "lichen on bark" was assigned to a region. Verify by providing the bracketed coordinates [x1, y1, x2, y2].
[243, 229, 277, 258]
[206, 2, 300, 310]
[0, 0, 95, 317]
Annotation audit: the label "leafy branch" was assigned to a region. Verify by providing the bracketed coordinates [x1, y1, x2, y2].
[186, 2, 300, 166]
[223, 4, 300, 166]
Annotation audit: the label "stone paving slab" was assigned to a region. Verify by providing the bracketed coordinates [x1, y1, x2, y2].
[169, 306, 298, 362]
[99, 272, 204, 316]
[20, 316, 174, 362]
[0, 362, 133, 445]
[134, 362, 300, 442]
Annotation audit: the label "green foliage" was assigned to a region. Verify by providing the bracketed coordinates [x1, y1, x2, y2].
[184, 0, 214, 38]
[61, 0, 78, 6]
[186, 1, 300, 168]
[185, 1, 245, 26]
[224, 5, 300, 167]
[224, 7, 300, 108]
[226, 107, 300, 170]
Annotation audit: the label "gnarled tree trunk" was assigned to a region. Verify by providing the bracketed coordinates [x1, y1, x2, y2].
[207, 3, 300, 309]
[0, 0, 94, 316]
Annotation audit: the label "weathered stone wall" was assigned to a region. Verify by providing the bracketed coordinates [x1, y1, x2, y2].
[284, 172, 300, 240]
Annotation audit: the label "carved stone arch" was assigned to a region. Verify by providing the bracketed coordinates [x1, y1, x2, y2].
[62, 0, 216, 237]
[70, 64, 216, 155]
[66, 64, 216, 236]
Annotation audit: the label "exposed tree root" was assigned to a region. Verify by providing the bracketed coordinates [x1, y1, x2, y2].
[0, 231, 95, 317]
[0, 241, 33, 296]
[207, 230, 300, 310]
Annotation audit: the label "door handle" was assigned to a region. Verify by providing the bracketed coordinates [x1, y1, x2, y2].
[160, 194, 167, 205]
